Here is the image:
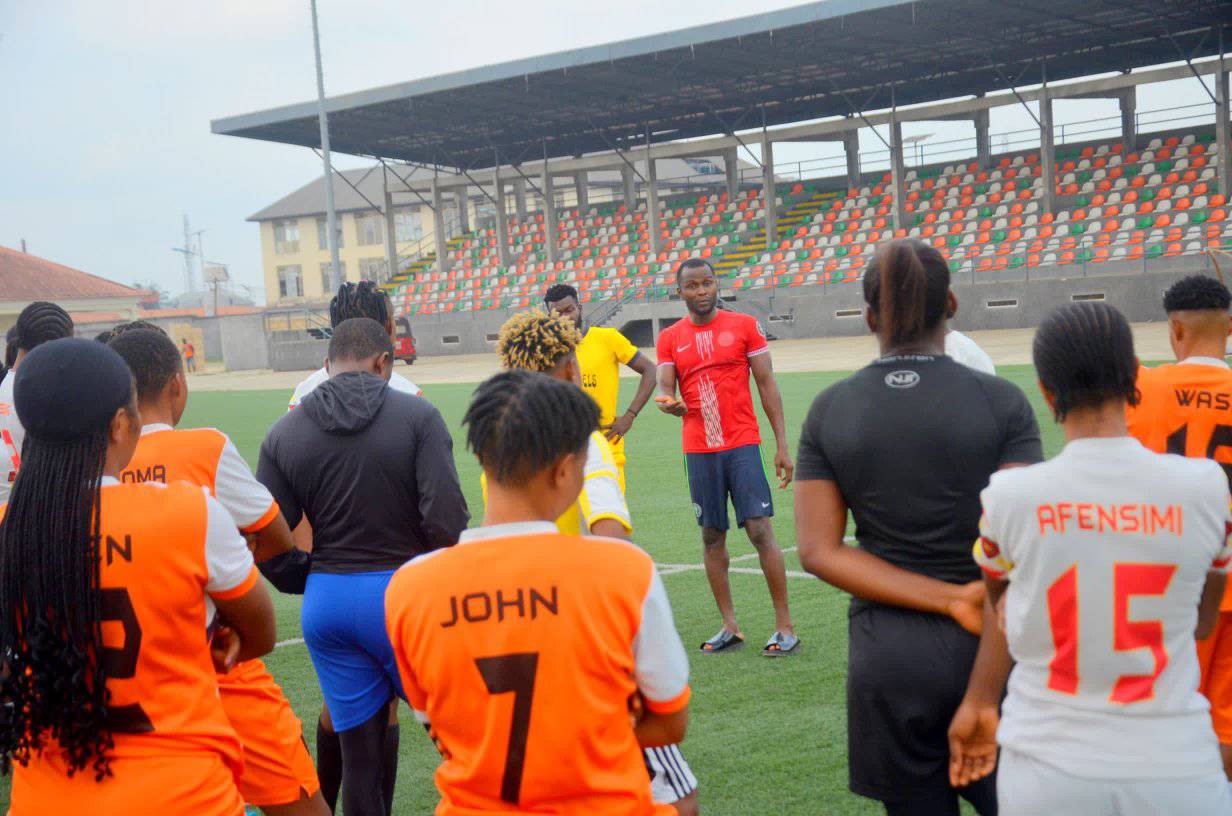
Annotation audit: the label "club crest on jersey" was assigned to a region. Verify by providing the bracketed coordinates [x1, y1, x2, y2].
[979, 536, 1000, 560]
[884, 370, 920, 389]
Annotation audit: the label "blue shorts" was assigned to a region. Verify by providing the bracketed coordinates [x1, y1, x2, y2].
[302, 570, 404, 732]
[685, 444, 773, 531]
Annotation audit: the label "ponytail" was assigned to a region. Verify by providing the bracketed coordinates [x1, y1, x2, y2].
[862, 238, 951, 347]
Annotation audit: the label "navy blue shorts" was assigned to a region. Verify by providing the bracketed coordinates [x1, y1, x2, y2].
[685, 444, 773, 531]
[302, 570, 405, 732]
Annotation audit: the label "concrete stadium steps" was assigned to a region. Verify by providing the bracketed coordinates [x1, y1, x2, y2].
[382, 232, 474, 293]
[715, 191, 835, 278]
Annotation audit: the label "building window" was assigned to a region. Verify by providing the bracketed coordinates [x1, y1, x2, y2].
[358, 257, 388, 282]
[394, 209, 422, 243]
[316, 217, 344, 250]
[277, 265, 303, 299]
[273, 220, 300, 254]
[320, 262, 346, 296]
[356, 212, 383, 246]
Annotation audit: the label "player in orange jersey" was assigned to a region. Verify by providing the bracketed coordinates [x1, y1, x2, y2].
[0, 337, 275, 816]
[386, 370, 691, 815]
[1128, 274, 1232, 778]
[108, 328, 327, 816]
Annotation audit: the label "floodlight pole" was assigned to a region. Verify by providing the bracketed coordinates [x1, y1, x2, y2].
[311, 0, 343, 293]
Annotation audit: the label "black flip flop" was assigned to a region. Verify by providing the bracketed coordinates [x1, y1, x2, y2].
[699, 630, 744, 653]
[762, 631, 801, 657]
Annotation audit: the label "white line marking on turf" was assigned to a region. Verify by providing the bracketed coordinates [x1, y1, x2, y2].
[276, 637, 305, 648]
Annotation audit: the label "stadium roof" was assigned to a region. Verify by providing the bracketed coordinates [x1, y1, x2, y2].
[0, 246, 142, 303]
[248, 156, 759, 221]
[212, 0, 1231, 169]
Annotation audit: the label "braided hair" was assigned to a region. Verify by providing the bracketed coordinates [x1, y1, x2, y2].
[862, 239, 951, 347]
[0, 340, 137, 780]
[109, 320, 167, 339]
[12, 302, 73, 353]
[1033, 301, 1139, 422]
[496, 310, 581, 373]
[463, 370, 598, 485]
[329, 281, 391, 329]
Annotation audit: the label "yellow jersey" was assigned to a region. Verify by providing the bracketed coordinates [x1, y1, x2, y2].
[576, 327, 639, 466]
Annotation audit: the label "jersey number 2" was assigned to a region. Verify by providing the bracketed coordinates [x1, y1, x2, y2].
[100, 587, 154, 732]
[1047, 563, 1176, 703]
[475, 652, 539, 804]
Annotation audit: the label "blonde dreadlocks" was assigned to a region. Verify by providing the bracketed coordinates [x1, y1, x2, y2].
[496, 309, 582, 373]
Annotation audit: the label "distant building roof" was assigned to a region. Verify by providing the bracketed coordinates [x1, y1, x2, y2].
[0, 245, 142, 302]
[249, 156, 755, 222]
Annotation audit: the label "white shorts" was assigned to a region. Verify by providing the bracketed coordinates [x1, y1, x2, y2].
[645, 744, 697, 804]
[998, 747, 1232, 816]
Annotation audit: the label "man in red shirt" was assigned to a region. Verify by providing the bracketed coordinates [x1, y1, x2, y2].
[656, 258, 798, 656]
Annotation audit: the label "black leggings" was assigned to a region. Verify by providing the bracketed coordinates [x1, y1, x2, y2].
[337, 706, 393, 816]
[883, 777, 997, 816]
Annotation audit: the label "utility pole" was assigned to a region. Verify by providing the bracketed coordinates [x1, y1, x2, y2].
[311, 0, 343, 292]
[173, 215, 201, 294]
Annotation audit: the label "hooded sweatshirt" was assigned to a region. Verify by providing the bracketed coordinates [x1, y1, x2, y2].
[257, 370, 469, 573]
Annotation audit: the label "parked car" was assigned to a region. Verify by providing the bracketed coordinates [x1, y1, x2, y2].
[393, 317, 417, 364]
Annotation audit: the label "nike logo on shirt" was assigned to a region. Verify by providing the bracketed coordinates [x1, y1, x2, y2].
[677, 345, 691, 353]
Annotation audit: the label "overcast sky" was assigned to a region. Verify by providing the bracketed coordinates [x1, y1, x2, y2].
[0, 1, 1218, 303]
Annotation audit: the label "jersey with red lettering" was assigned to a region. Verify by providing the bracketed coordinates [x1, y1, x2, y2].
[975, 437, 1232, 779]
[0, 374, 22, 505]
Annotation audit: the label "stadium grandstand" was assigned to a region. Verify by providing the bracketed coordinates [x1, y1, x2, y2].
[213, 0, 1232, 353]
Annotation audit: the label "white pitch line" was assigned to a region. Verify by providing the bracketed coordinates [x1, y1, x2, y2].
[276, 637, 305, 649]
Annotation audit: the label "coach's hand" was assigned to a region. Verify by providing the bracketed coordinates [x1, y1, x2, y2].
[946, 580, 985, 636]
[774, 445, 794, 488]
[948, 700, 999, 787]
[654, 395, 686, 417]
[607, 411, 636, 443]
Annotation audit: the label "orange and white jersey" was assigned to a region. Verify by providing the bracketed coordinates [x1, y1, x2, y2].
[0, 374, 22, 505]
[288, 367, 422, 411]
[385, 522, 688, 815]
[121, 423, 278, 533]
[8, 478, 257, 780]
[975, 437, 1232, 779]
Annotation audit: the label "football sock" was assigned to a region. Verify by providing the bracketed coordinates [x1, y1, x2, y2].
[316, 715, 342, 812]
[339, 707, 389, 816]
[381, 723, 400, 816]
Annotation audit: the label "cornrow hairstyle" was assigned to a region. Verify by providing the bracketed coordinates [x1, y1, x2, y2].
[1163, 275, 1232, 313]
[1033, 301, 1139, 422]
[330, 281, 391, 328]
[0, 339, 137, 781]
[862, 238, 951, 347]
[12, 301, 73, 352]
[675, 257, 714, 284]
[543, 283, 578, 308]
[496, 309, 581, 373]
[463, 370, 598, 485]
[110, 320, 167, 339]
[5, 327, 19, 369]
[108, 329, 183, 403]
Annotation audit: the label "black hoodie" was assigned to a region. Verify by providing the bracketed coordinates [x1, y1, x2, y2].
[257, 371, 470, 573]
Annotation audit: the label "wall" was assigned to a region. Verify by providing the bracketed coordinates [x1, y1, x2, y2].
[219, 313, 271, 371]
[268, 331, 328, 372]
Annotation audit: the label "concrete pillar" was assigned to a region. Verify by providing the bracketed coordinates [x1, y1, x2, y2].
[493, 168, 511, 268]
[1119, 88, 1137, 154]
[621, 164, 636, 208]
[456, 191, 470, 234]
[575, 171, 589, 211]
[431, 178, 451, 274]
[1040, 86, 1057, 215]
[1217, 67, 1230, 199]
[382, 190, 398, 283]
[724, 147, 740, 198]
[513, 178, 528, 221]
[541, 164, 559, 265]
[843, 130, 860, 189]
[889, 114, 908, 232]
[974, 108, 991, 170]
[647, 154, 661, 256]
[761, 134, 777, 246]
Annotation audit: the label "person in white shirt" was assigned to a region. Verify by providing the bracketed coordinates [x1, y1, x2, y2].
[945, 329, 995, 375]
[288, 281, 421, 410]
[950, 301, 1232, 816]
[0, 302, 74, 503]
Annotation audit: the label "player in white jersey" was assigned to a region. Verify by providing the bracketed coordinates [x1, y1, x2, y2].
[950, 301, 1232, 816]
[287, 281, 421, 411]
[945, 329, 995, 375]
[0, 302, 74, 503]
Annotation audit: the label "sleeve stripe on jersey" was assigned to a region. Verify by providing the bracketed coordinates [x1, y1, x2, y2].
[584, 468, 621, 483]
[746, 347, 770, 359]
[1214, 555, 1232, 570]
[978, 563, 1008, 580]
[240, 501, 281, 534]
[657, 362, 675, 368]
[644, 685, 691, 715]
[208, 565, 260, 601]
[587, 511, 632, 533]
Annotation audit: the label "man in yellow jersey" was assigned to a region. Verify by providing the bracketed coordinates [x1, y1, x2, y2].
[545, 284, 657, 488]
[489, 310, 699, 815]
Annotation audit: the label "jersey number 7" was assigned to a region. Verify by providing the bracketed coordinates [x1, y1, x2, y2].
[1047, 563, 1176, 703]
[475, 652, 539, 804]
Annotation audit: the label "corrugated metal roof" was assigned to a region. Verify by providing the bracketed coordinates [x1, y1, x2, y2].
[0, 246, 143, 302]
